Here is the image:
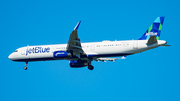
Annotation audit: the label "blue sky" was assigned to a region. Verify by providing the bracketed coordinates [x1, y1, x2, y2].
[0, 0, 180, 101]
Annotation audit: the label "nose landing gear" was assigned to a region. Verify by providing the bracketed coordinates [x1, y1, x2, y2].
[24, 66, 27, 70]
[24, 61, 28, 70]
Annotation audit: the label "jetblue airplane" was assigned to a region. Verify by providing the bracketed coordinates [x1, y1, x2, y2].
[8, 17, 169, 70]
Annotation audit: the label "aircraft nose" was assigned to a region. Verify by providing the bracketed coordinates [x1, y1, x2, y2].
[8, 54, 13, 60]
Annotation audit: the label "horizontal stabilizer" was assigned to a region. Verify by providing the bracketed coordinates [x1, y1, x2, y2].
[147, 36, 157, 44]
[160, 44, 171, 46]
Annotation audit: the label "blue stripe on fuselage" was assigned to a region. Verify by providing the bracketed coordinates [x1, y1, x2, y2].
[12, 53, 133, 62]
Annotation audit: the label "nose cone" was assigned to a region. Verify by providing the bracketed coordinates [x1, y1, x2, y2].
[8, 53, 13, 60]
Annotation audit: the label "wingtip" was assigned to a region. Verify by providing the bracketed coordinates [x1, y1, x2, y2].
[74, 21, 81, 30]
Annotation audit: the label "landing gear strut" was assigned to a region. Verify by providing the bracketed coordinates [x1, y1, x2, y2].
[24, 61, 28, 70]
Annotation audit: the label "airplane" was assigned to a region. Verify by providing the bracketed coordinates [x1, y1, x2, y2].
[8, 17, 170, 70]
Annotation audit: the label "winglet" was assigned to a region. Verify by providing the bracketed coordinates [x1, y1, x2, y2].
[74, 21, 81, 30]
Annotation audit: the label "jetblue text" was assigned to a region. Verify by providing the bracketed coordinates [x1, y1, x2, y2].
[26, 47, 50, 55]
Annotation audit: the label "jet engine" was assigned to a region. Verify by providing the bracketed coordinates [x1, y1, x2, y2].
[53, 51, 71, 58]
[69, 60, 88, 67]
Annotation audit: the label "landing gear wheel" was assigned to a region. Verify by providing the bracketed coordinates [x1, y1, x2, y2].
[24, 66, 27, 70]
[88, 65, 94, 70]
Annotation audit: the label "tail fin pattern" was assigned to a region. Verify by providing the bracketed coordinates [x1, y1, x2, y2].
[138, 17, 165, 40]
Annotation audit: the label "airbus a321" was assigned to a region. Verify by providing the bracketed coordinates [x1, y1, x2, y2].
[8, 17, 169, 70]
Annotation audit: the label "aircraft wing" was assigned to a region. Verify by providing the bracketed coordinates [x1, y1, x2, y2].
[66, 21, 85, 58]
[95, 56, 127, 62]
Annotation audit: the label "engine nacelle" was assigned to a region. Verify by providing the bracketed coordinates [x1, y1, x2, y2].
[70, 60, 88, 68]
[53, 51, 71, 58]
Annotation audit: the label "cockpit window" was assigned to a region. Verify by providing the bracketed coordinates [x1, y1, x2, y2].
[14, 50, 18, 52]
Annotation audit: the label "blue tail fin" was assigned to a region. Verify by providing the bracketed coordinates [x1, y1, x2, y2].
[138, 17, 165, 40]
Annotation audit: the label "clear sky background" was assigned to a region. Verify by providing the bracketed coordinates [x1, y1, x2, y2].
[0, 0, 179, 101]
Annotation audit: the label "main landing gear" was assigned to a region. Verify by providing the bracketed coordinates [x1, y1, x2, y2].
[88, 61, 94, 70]
[88, 65, 94, 70]
[24, 61, 28, 70]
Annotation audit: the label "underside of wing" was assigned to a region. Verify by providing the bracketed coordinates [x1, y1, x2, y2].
[95, 56, 127, 62]
[66, 21, 86, 58]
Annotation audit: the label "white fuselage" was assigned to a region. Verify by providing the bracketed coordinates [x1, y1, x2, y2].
[8, 40, 166, 62]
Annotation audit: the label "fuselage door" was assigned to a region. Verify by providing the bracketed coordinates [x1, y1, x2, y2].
[21, 48, 26, 55]
[133, 40, 138, 49]
[91, 44, 95, 51]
